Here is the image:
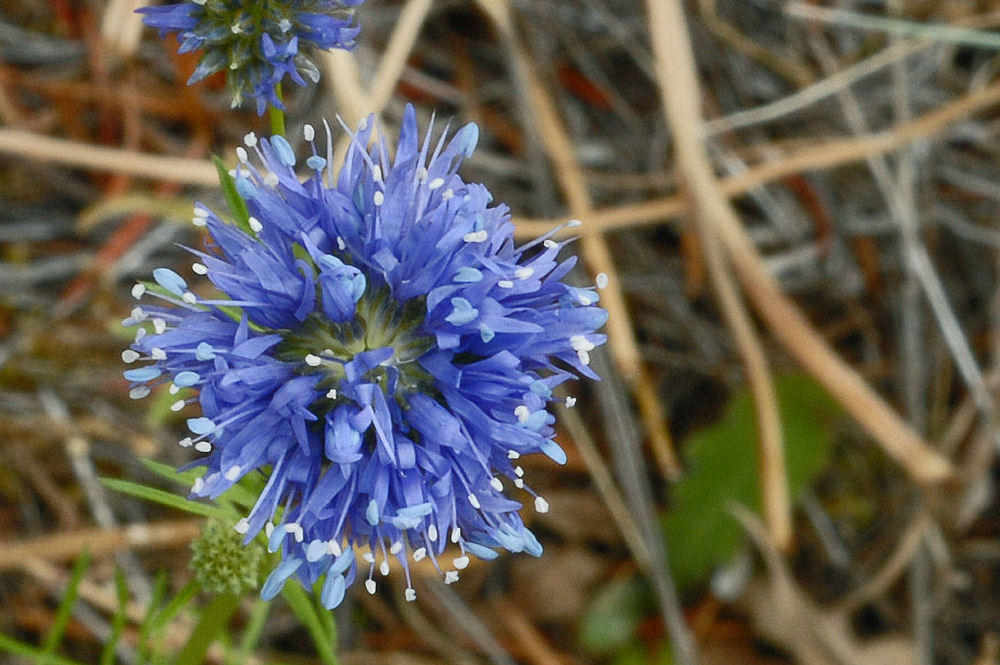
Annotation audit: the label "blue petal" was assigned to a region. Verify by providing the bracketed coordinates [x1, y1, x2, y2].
[153, 268, 188, 295]
[123, 367, 161, 382]
[260, 558, 302, 600]
[320, 573, 346, 609]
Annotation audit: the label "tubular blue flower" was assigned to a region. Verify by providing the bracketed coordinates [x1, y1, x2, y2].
[123, 106, 608, 607]
[138, 0, 363, 114]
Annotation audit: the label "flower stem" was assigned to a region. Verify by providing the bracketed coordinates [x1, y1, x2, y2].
[269, 84, 286, 137]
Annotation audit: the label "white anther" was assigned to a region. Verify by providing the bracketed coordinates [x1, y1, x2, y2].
[130, 306, 147, 322]
[234, 518, 250, 534]
[463, 230, 488, 243]
[416, 167, 427, 182]
[453, 556, 470, 570]
[225, 465, 241, 481]
[230, 22, 241, 33]
[564, 396, 577, 408]
[194, 441, 212, 453]
[264, 172, 279, 187]
[508, 449, 520, 459]
[178, 437, 193, 448]
[265, 522, 275, 538]
[373, 191, 384, 206]
[365, 579, 377, 594]
[182, 291, 197, 304]
[428, 177, 445, 190]
[121, 349, 140, 363]
[243, 132, 257, 148]
[287, 523, 303, 542]
[326, 388, 338, 399]
[372, 165, 383, 182]
[192, 216, 207, 227]
[336, 236, 346, 250]
[444, 571, 459, 584]
[514, 466, 524, 478]
[451, 527, 461, 543]
[153, 318, 167, 334]
[303, 124, 315, 141]
[390, 541, 402, 555]
[490, 477, 504, 492]
[514, 405, 530, 423]
[134, 328, 147, 341]
[405, 587, 416, 601]
[468, 493, 481, 509]
[514, 478, 525, 489]
[193, 205, 209, 218]
[151, 347, 166, 360]
[543, 239, 558, 249]
[567, 218, 583, 228]
[248, 217, 263, 233]
[514, 267, 534, 279]
[577, 350, 591, 365]
[379, 560, 390, 576]
[534, 497, 550, 513]
[362, 552, 375, 564]
[326, 540, 342, 556]
[169, 384, 180, 395]
[497, 280, 514, 289]
[191, 477, 205, 493]
[427, 524, 438, 542]
[170, 399, 186, 412]
[236, 147, 248, 162]
[442, 188, 454, 200]
[129, 386, 150, 400]
[570, 334, 595, 352]
[192, 262, 208, 275]
[304, 354, 322, 367]
[413, 547, 426, 561]
[131, 283, 146, 299]
[596, 272, 609, 289]
[192, 0, 207, 6]
[278, 18, 292, 32]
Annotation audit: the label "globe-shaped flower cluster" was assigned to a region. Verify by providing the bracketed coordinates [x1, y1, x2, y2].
[139, 0, 363, 113]
[123, 106, 607, 608]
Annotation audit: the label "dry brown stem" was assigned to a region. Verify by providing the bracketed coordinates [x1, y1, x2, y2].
[645, 0, 954, 484]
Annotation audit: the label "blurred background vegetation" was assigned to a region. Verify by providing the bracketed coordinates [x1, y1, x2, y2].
[3, 1, 1000, 664]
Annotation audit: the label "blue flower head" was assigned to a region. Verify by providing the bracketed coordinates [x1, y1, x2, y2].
[123, 106, 608, 608]
[138, 0, 364, 114]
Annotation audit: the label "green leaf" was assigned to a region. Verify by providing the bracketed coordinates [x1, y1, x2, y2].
[212, 155, 252, 235]
[42, 548, 91, 660]
[139, 459, 258, 509]
[100, 569, 129, 665]
[663, 373, 840, 589]
[282, 583, 339, 665]
[102, 477, 229, 520]
[174, 593, 241, 665]
[578, 576, 646, 656]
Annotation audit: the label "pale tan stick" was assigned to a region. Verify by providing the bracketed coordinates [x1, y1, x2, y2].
[5, 75, 998, 225]
[366, 0, 435, 113]
[0, 520, 204, 570]
[475, 0, 681, 478]
[512, 77, 1000, 238]
[698, 223, 791, 550]
[646, 0, 953, 484]
[0, 128, 218, 185]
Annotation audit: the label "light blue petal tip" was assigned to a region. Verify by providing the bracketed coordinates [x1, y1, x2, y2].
[153, 268, 188, 296]
[365, 498, 380, 525]
[271, 135, 296, 167]
[187, 417, 214, 435]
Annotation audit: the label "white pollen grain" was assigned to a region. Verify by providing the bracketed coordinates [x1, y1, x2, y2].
[534, 497, 550, 513]
[195, 441, 212, 453]
[131, 284, 146, 299]
[192, 262, 208, 275]
[365, 579, 377, 594]
[305, 354, 322, 367]
[121, 350, 140, 363]
[453, 556, 470, 570]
